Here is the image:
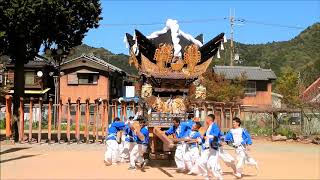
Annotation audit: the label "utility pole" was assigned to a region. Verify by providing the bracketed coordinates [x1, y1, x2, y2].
[229, 8, 235, 66]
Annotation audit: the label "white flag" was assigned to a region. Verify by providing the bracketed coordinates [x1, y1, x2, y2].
[195, 109, 200, 118]
[133, 31, 136, 40]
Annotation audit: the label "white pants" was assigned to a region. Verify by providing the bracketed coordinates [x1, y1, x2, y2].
[175, 143, 187, 170]
[219, 147, 236, 173]
[190, 147, 234, 176]
[198, 148, 223, 179]
[235, 146, 258, 174]
[104, 140, 119, 165]
[121, 141, 135, 160]
[189, 147, 209, 175]
[184, 146, 200, 171]
[118, 135, 126, 155]
[130, 143, 148, 167]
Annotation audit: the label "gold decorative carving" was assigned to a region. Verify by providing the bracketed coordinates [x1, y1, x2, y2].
[141, 53, 212, 79]
[152, 96, 167, 112]
[182, 57, 212, 78]
[182, 68, 191, 77]
[171, 59, 184, 71]
[195, 85, 206, 99]
[193, 58, 212, 74]
[171, 98, 186, 114]
[153, 43, 173, 72]
[129, 48, 139, 69]
[152, 96, 186, 114]
[141, 84, 152, 98]
[141, 54, 159, 75]
[184, 44, 201, 73]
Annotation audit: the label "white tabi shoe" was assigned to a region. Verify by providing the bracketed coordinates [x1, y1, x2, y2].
[234, 172, 242, 178]
[187, 171, 194, 175]
[254, 162, 259, 172]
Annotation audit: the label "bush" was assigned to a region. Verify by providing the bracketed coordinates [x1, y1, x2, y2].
[243, 120, 273, 136]
[60, 124, 101, 131]
[24, 120, 48, 130]
[0, 119, 103, 131]
[249, 126, 273, 136]
[275, 127, 295, 139]
[0, 119, 5, 129]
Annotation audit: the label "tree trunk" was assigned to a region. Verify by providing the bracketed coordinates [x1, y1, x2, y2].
[12, 52, 25, 142]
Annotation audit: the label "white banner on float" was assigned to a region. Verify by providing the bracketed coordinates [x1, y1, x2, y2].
[126, 86, 135, 98]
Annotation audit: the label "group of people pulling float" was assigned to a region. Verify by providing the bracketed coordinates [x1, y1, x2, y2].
[104, 114, 258, 180]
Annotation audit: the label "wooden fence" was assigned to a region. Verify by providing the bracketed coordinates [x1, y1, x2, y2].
[3, 95, 137, 144]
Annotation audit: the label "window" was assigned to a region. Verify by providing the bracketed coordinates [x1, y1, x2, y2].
[25, 71, 35, 85]
[67, 73, 78, 85]
[112, 79, 116, 87]
[245, 81, 256, 96]
[256, 81, 268, 91]
[67, 73, 99, 85]
[78, 73, 98, 84]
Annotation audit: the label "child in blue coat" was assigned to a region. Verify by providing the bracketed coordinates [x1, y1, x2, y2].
[120, 116, 135, 163]
[129, 117, 149, 170]
[184, 122, 202, 172]
[104, 117, 126, 165]
[165, 117, 192, 172]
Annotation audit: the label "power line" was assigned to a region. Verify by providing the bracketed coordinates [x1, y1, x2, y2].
[99, 18, 226, 27]
[98, 17, 305, 30]
[239, 19, 305, 29]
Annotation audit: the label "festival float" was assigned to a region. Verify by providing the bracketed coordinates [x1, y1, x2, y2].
[124, 19, 225, 159]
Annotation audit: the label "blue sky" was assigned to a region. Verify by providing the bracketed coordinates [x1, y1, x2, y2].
[83, 0, 320, 55]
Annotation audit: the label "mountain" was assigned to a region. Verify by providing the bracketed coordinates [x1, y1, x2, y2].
[67, 44, 138, 75]
[52, 22, 320, 86]
[215, 22, 320, 86]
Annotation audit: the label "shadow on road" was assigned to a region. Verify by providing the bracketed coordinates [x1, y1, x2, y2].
[0, 154, 40, 164]
[148, 159, 175, 167]
[0, 147, 31, 155]
[0, 132, 105, 144]
[157, 167, 174, 177]
[223, 171, 257, 177]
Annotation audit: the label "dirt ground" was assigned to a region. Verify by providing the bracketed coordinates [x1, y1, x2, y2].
[1, 139, 319, 180]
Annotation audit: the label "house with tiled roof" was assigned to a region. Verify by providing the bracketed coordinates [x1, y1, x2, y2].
[301, 77, 320, 105]
[213, 65, 277, 109]
[59, 54, 127, 104]
[4, 56, 56, 102]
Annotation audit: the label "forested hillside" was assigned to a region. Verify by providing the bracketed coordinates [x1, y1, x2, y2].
[216, 23, 320, 86]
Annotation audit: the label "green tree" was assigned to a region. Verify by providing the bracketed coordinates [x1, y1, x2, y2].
[0, 0, 102, 141]
[200, 71, 246, 102]
[0, 86, 9, 97]
[275, 67, 302, 108]
[217, 23, 320, 87]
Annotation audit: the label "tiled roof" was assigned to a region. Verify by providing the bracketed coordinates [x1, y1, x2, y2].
[301, 77, 320, 103]
[6, 56, 54, 68]
[213, 66, 277, 81]
[62, 54, 124, 73]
